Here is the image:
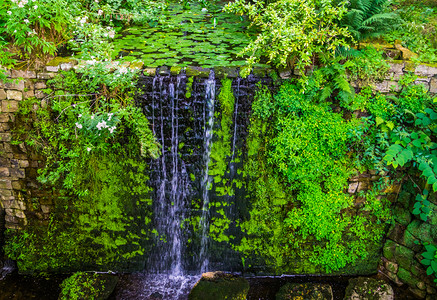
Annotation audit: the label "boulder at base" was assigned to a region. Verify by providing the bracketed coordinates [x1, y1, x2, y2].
[188, 271, 249, 300]
[344, 277, 394, 300]
[275, 283, 333, 300]
[58, 272, 119, 300]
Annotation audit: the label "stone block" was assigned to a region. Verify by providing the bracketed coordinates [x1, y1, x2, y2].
[143, 68, 156, 76]
[393, 205, 411, 226]
[2, 100, 19, 112]
[37, 72, 56, 80]
[0, 167, 10, 177]
[5, 214, 18, 224]
[1, 79, 25, 90]
[409, 287, 426, 299]
[407, 221, 435, 244]
[18, 160, 29, 168]
[11, 180, 24, 190]
[10, 70, 36, 79]
[35, 82, 47, 89]
[0, 132, 11, 142]
[388, 223, 406, 243]
[348, 182, 359, 193]
[383, 240, 396, 260]
[60, 63, 73, 71]
[389, 62, 404, 74]
[395, 243, 415, 269]
[374, 81, 389, 93]
[387, 81, 401, 92]
[6, 90, 22, 101]
[46, 65, 59, 72]
[384, 260, 399, 274]
[9, 168, 25, 178]
[35, 90, 47, 99]
[398, 267, 420, 287]
[0, 113, 10, 123]
[430, 77, 437, 94]
[415, 65, 431, 76]
[14, 209, 25, 218]
[24, 90, 35, 98]
[357, 181, 369, 192]
[41, 205, 51, 214]
[0, 89, 6, 100]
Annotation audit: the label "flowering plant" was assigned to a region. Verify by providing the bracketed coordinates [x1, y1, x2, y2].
[68, 14, 116, 60]
[1, 0, 72, 63]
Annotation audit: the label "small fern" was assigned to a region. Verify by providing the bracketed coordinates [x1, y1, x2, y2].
[338, 0, 400, 43]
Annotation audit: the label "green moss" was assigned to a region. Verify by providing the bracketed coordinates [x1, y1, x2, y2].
[185, 77, 194, 98]
[4, 149, 153, 273]
[46, 57, 77, 67]
[170, 66, 182, 75]
[59, 272, 118, 300]
[207, 78, 236, 243]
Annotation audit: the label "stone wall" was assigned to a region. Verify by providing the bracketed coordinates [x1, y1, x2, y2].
[0, 67, 67, 230]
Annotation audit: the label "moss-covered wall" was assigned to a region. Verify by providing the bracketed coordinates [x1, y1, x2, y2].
[379, 182, 437, 299]
[0, 56, 437, 282]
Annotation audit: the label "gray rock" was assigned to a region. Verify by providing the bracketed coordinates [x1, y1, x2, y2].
[344, 277, 394, 300]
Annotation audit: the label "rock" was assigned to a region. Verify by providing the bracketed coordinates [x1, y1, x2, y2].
[394, 40, 418, 60]
[188, 271, 249, 300]
[58, 272, 118, 300]
[276, 282, 333, 300]
[344, 277, 394, 300]
[186, 66, 210, 78]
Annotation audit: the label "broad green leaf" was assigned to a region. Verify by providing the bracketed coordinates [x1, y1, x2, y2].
[375, 116, 384, 126]
[422, 258, 431, 265]
[432, 260, 437, 272]
[386, 121, 395, 130]
[427, 176, 437, 185]
[412, 139, 422, 148]
[426, 266, 433, 276]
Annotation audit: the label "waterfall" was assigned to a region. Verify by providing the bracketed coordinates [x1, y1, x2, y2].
[146, 73, 191, 275]
[199, 70, 216, 273]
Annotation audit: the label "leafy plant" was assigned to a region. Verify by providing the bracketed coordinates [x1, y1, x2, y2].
[421, 244, 437, 280]
[224, 0, 352, 76]
[1, 0, 73, 63]
[413, 190, 432, 221]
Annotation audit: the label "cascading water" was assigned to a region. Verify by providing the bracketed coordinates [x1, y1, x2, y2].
[122, 70, 268, 299]
[199, 71, 216, 273]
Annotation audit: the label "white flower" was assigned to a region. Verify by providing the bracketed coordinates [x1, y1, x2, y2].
[96, 120, 108, 130]
[202, 8, 208, 12]
[24, 19, 29, 24]
[7, 11, 12, 15]
[98, 9, 103, 16]
[119, 67, 128, 74]
[34, 5, 37, 9]
[91, 115, 95, 119]
[78, 114, 82, 118]
[75, 122, 83, 129]
[87, 147, 91, 152]
[108, 31, 115, 39]
[109, 126, 116, 133]
[95, 0, 99, 2]
[107, 112, 113, 120]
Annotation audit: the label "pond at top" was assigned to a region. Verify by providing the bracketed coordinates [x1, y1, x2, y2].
[112, 2, 261, 68]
